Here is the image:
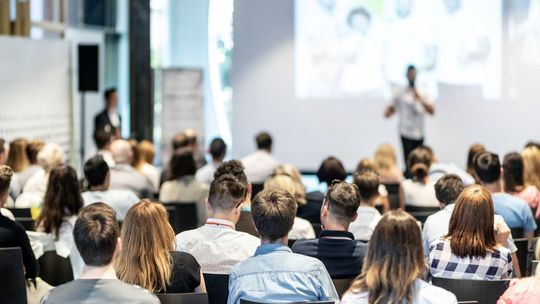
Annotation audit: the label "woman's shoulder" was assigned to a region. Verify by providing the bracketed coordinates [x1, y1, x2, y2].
[341, 290, 368, 304]
[416, 279, 458, 303]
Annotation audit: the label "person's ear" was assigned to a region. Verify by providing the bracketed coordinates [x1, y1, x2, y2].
[116, 237, 122, 253]
[321, 203, 329, 218]
[248, 183, 253, 196]
[205, 197, 212, 213]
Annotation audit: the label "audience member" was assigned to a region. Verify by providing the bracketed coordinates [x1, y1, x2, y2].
[94, 88, 121, 138]
[6, 138, 29, 173]
[429, 185, 513, 280]
[293, 181, 367, 278]
[263, 174, 315, 239]
[341, 210, 457, 304]
[498, 241, 540, 303]
[349, 171, 383, 241]
[228, 189, 339, 303]
[15, 143, 65, 208]
[93, 128, 115, 168]
[184, 129, 207, 169]
[426, 145, 475, 185]
[109, 139, 153, 198]
[466, 143, 485, 179]
[82, 155, 139, 221]
[241, 131, 279, 184]
[159, 148, 209, 226]
[274, 163, 307, 209]
[373, 143, 403, 183]
[175, 172, 259, 274]
[0, 138, 22, 199]
[196, 137, 227, 184]
[133, 140, 160, 192]
[475, 152, 536, 241]
[40, 203, 159, 304]
[116, 200, 205, 293]
[355, 158, 391, 212]
[503, 152, 540, 209]
[522, 146, 540, 196]
[402, 146, 438, 208]
[18, 140, 44, 189]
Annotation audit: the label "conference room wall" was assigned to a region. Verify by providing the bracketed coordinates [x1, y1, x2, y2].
[231, 0, 540, 171]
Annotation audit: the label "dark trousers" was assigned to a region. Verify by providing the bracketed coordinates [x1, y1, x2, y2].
[401, 135, 424, 177]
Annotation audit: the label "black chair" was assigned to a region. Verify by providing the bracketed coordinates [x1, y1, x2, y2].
[526, 237, 538, 276]
[203, 273, 229, 304]
[157, 293, 209, 304]
[163, 202, 198, 234]
[38, 251, 74, 286]
[510, 227, 524, 239]
[514, 238, 528, 277]
[332, 278, 353, 299]
[251, 184, 264, 200]
[405, 206, 440, 223]
[0, 247, 27, 304]
[312, 223, 322, 237]
[383, 183, 401, 210]
[532, 260, 539, 275]
[236, 211, 259, 238]
[288, 239, 297, 248]
[432, 277, 510, 304]
[7, 208, 35, 231]
[240, 300, 334, 304]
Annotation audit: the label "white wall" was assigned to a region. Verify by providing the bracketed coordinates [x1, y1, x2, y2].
[231, 0, 540, 171]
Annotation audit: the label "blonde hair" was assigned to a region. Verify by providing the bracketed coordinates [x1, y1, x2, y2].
[115, 200, 175, 292]
[374, 144, 398, 176]
[6, 138, 29, 172]
[274, 164, 306, 204]
[522, 147, 540, 189]
[264, 174, 302, 205]
[134, 140, 156, 170]
[37, 143, 65, 172]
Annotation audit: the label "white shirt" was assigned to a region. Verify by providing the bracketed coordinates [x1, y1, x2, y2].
[241, 150, 279, 184]
[97, 150, 116, 168]
[394, 87, 429, 140]
[159, 176, 209, 226]
[14, 169, 47, 208]
[341, 279, 457, 304]
[108, 110, 120, 128]
[195, 161, 221, 185]
[402, 179, 439, 207]
[139, 163, 160, 193]
[429, 163, 475, 186]
[1, 208, 15, 221]
[82, 190, 140, 221]
[289, 217, 316, 240]
[175, 218, 260, 274]
[349, 206, 382, 241]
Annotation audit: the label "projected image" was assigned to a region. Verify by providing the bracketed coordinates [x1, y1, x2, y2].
[295, 0, 502, 99]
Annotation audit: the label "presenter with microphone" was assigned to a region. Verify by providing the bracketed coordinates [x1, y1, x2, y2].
[384, 65, 435, 169]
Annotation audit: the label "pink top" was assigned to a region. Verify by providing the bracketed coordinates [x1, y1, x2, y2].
[498, 277, 540, 304]
[511, 185, 540, 210]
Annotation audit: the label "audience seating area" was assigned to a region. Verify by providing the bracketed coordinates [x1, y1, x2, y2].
[432, 277, 510, 304]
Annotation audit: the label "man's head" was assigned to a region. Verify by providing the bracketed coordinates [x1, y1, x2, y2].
[104, 88, 118, 110]
[168, 148, 196, 180]
[37, 143, 65, 172]
[255, 132, 273, 151]
[184, 129, 198, 149]
[110, 139, 133, 165]
[94, 128, 113, 150]
[407, 64, 417, 87]
[252, 189, 297, 242]
[84, 155, 110, 189]
[172, 132, 190, 151]
[208, 174, 248, 219]
[73, 203, 120, 267]
[214, 160, 249, 187]
[209, 137, 227, 162]
[316, 156, 347, 186]
[0, 165, 13, 206]
[434, 174, 465, 207]
[322, 181, 360, 228]
[353, 170, 380, 203]
[26, 140, 44, 165]
[474, 151, 501, 184]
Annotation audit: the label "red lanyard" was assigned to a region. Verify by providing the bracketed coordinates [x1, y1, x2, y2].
[205, 221, 234, 229]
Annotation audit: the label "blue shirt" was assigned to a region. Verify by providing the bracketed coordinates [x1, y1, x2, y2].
[492, 193, 537, 232]
[227, 244, 339, 304]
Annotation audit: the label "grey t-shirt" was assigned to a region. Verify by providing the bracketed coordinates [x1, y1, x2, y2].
[40, 279, 159, 304]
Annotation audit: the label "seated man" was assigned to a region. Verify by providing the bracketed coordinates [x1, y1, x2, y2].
[40, 203, 158, 303]
[82, 155, 139, 221]
[175, 165, 260, 274]
[349, 170, 383, 241]
[292, 181, 367, 278]
[109, 139, 153, 198]
[228, 189, 339, 303]
[422, 174, 522, 276]
[241, 132, 279, 184]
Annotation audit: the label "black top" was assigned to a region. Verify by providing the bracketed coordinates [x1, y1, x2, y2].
[291, 230, 367, 279]
[297, 191, 324, 224]
[158, 251, 201, 294]
[0, 213, 38, 279]
[94, 109, 121, 133]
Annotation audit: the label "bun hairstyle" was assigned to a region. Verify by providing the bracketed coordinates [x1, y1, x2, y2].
[407, 146, 433, 182]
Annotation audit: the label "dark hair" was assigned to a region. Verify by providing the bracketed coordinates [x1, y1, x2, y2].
[255, 132, 272, 150]
[84, 155, 110, 187]
[407, 64, 416, 72]
[503, 152, 525, 192]
[209, 138, 227, 160]
[407, 147, 433, 181]
[316, 156, 347, 185]
[168, 148, 196, 180]
[208, 174, 248, 211]
[104, 88, 116, 101]
[434, 174, 464, 206]
[94, 128, 113, 150]
[36, 165, 84, 238]
[325, 182, 361, 221]
[73, 203, 119, 266]
[525, 141, 540, 150]
[214, 160, 248, 186]
[474, 151, 500, 184]
[26, 140, 45, 164]
[252, 189, 297, 241]
[0, 165, 13, 197]
[0, 138, 5, 155]
[172, 133, 189, 150]
[353, 170, 380, 201]
[347, 7, 371, 26]
[466, 143, 485, 177]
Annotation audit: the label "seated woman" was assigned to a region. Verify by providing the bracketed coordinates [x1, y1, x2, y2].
[356, 158, 391, 212]
[115, 199, 205, 293]
[341, 210, 456, 304]
[503, 152, 540, 209]
[401, 146, 439, 208]
[429, 185, 513, 280]
[373, 143, 403, 184]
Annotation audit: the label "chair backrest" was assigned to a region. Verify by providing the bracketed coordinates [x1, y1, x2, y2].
[203, 273, 229, 304]
[240, 300, 334, 304]
[38, 250, 74, 286]
[250, 184, 264, 200]
[510, 227, 524, 239]
[405, 206, 440, 213]
[526, 237, 538, 276]
[163, 202, 198, 234]
[0, 247, 27, 304]
[7, 208, 35, 231]
[382, 183, 401, 210]
[288, 239, 297, 248]
[156, 293, 209, 304]
[432, 277, 510, 304]
[236, 211, 259, 238]
[513, 238, 528, 277]
[532, 260, 539, 275]
[332, 278, 353, 299]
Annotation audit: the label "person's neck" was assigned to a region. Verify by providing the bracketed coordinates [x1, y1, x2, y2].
[322, 216, 349, 231]
[210, 211, 238, 225]
[261, 237, 287, 246]
[259, 148, 271, 154]
[482, 180, 503, 194]
[80, 263, 117, 280]
[90, 184, 108, 192]
[360, 197, 376, 207]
